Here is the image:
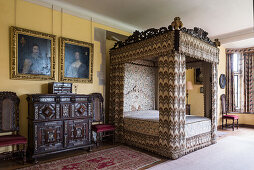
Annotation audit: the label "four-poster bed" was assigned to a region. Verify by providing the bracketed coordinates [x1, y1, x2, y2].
[109, 17, 220, 159]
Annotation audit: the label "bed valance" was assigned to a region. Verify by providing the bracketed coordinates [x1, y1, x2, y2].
[110, 22, 219, 65]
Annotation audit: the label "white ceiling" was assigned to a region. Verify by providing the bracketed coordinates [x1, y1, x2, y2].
[28, 0, 254, 48]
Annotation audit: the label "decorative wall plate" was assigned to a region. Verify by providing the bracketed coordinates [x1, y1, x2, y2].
[219, 74, 226, 89]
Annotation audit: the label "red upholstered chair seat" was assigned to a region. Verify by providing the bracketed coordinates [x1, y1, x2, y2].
[0, 135, 27, 147]
[223, 115, 239, 119]
[92, 124, 115, 133]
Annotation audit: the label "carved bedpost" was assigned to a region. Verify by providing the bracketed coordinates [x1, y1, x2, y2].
[158, 51, 186, 159]
[211, 63, 218, 143]
[109, 63, 125, 142]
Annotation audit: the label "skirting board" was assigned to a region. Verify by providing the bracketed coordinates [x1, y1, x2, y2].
[217, 124, 254, 129]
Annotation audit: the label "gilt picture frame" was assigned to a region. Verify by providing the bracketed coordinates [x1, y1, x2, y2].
[10, 26, 56, 80]
[59, 37, 93, 83]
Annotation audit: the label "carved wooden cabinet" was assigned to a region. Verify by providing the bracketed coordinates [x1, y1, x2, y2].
[27, 94, 93, 160]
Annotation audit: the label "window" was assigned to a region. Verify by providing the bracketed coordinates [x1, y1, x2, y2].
[231, 53, 244, 111]
[232, 53, 241, 109]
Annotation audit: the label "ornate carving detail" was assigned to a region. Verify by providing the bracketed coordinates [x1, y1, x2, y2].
[171, 17, 183, 30]
[88, 103, 92, 116]
[60, 98, 70, 102]
[74, 103, 88, 116]
[76, 98, 88, 101]
[34, 124, 38, 150]
[62, 104, 69, 117]
[40, 98, 55, 102]
[77, 104, 86, 115]
[42, 106, 54, 117]
[35, 105, 39, 120]
[111, 17, 217, 50]
[214, 39, 221, 47]
[41, 105, 55, 119]
[112, 26, 173, 49]
[56, 104, 60, 119]
[71, 104, 75, 117]
[180, 27, 216, 46]
[110, 32, 175, 65]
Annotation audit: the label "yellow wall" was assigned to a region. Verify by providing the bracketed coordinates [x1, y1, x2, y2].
[0, 0, 130, 151]
[217, 46, 226, 125]
[186, 69, 204, 116]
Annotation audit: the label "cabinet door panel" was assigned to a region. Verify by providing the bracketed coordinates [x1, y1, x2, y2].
[64, 119, 91, 148]
[34, 121, 63, 153]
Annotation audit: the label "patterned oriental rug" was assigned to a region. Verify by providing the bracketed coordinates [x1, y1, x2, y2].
[20, 146, 160, 170]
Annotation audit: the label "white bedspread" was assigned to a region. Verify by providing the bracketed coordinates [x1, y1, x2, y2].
[123, 110, 211, 138]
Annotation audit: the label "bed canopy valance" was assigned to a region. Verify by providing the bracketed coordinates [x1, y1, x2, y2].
[109, 17, 220, 159]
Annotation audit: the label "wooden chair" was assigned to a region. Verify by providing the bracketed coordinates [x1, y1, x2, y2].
[91, 93, 115, 146]
[0, 92, 27, 164]
[221, 94, 239, 131]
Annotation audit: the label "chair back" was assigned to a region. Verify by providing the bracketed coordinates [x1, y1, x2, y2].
[220, 94, 227, 115]
[0, 92, 20, 133]
[91, 93, 104, 124]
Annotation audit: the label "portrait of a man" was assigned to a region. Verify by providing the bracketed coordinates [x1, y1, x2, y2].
[18, 34, 51, 75]
[10, 26, 56, 80]
[59, 37, 93, 83]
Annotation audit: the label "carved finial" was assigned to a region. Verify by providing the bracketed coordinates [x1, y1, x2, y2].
[171, 17, 183, 30]
[214, 39, 220, 47]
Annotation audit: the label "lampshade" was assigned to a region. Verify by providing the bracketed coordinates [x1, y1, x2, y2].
[186, 81, 194, 90]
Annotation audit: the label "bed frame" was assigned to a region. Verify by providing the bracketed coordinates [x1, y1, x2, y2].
[109, 17, 220, 159]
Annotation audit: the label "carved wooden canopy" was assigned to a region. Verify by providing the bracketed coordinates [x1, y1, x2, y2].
[110, 17, 220, 65]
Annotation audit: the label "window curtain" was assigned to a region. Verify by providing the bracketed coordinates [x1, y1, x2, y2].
[244, 52, 254, 113]
[226, 47, 254, 113]
[226, 53, 234, 112]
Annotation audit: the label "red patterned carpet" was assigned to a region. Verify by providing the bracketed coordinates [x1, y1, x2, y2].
[20, 146, 160, 170]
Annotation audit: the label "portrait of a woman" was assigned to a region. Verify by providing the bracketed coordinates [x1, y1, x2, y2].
[64, 43, 90, 79]
[66, 51, 88, 78]
[60, 37, 93, 83]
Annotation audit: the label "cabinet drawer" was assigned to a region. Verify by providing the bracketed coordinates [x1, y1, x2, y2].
[34, 121, 63, 153]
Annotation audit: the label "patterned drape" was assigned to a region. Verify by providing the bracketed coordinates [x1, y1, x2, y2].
[226, 53, 234, 112]
[244, 53, 254, 113]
